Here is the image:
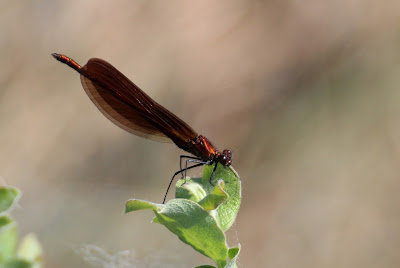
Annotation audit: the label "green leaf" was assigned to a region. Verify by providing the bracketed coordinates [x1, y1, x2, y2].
[177, 164, 241, 231]
[175, 181, 207, 202]
[0, 187, 20, 215]
[125, 199, 164, 224]
[195, 265, 216, 268]
[125, 199, 162, 213]
[198, 180, 228, 211]
[0, 216, 17, 262]
[204, 165, 241, 231]
[228, 246, 240, 260]
[16, 233, 43, 267]
[3, 258, 32, 268]
[154, 199, 228, 268]
[125, 164, 242, 268]
[226, 245, 241, 268]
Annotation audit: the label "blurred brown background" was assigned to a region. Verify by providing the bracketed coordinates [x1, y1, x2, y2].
[1, 1, 400, 267]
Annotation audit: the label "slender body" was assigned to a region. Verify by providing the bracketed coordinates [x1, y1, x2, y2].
[52, 53, 232, 202]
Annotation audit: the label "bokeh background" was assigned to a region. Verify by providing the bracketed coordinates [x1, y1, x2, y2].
[1, 1, 400, 267]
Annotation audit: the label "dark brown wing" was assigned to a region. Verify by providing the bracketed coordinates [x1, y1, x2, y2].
[79, 58, 198, 147]
[80, 74, 168, 142]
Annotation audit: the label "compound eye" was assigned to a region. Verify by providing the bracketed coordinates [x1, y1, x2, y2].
[223, 149, 232, 156]
[218, 149, 232, 166]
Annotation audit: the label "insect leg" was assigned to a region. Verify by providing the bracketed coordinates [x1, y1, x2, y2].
[209, 162, 219, 185]
[183, 158, 209, 184]
[179, 155, 202, 177]
[163, 163, 205, 204]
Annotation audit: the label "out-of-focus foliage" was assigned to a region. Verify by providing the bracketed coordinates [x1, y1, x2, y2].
[0, 187, 43, 268]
